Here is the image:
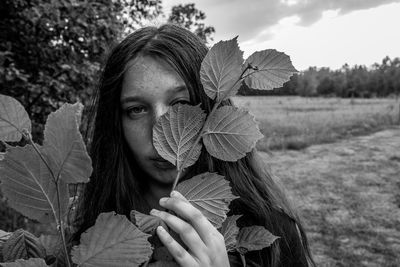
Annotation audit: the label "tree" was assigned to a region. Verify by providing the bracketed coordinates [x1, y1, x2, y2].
[0, 0, 161, 142]
[296, 67, 318, 96]
[167, 3, 215, 44]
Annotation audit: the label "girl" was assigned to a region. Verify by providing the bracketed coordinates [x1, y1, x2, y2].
[73, 24, 315, 267]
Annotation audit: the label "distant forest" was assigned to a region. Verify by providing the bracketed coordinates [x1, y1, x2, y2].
[239, 56, 400, 98]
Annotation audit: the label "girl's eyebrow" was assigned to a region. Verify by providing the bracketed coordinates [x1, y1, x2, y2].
[121, 85, 188, 105]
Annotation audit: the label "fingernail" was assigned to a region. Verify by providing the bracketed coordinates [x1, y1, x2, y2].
[157, 226, 165, 232]
[150, 209, 159, 215]
[159, 197, 168, 205]
[170, 191, 179, 197]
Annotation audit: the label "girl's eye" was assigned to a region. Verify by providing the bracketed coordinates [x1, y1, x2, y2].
[172, 99, 190, 106]
[126, 106, 147, 118]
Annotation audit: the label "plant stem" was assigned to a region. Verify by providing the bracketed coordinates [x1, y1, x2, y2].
[240, 253, 247, 267]
[171, 65, 252, 191]
[56, 183, 72, 267]
[24, 132, 72, 267]
[26, 133, 56, 181]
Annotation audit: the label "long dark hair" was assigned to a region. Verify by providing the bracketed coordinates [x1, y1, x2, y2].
[73, 24, 315, 267]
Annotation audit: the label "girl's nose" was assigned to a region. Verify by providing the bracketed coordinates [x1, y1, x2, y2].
[153, 103, 169, 124]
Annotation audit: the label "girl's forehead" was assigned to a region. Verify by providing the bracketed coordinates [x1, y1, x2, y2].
[120, 56, 187, 101]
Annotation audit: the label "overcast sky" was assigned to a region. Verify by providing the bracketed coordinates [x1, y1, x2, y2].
[162, 0, 400, 71]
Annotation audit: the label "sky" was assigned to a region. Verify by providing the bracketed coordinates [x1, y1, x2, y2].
[162, 0, 400, 71]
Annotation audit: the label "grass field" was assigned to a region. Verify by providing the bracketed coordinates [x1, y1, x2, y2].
[233, 96, 400, 266]
[261, 128, 400, 266]
[232, 96, 400, 151]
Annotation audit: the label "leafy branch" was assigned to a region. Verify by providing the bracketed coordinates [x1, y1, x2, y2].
[22, 132, 71, 267]
[154, 38, 297, 191]
[171, 64, 253, 190]
[0, 96, 92, 266]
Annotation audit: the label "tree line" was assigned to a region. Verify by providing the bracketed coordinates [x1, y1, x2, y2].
[239, 56, 400, 98]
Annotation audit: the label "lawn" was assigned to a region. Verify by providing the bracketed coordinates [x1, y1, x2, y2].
[232, 96, 400, 151]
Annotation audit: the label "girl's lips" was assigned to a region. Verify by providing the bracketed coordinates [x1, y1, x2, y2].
[151, 158, 176, 169]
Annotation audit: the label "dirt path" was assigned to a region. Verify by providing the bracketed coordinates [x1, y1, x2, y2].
[259, 127, 400, 267]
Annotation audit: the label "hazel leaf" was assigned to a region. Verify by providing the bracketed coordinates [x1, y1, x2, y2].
[0, 94, 31, 142]
[42, 103, 92, 184]
[0, 258, 48, 267]
[202, 106, 263, 161]
[71, 212, 152, 267]
[236, 226, 279, 254]
[38, 234, 61, 257]
[2, 229, 46, 262]
[0, 145, 69, 223]
[153, 104, 206, 170]
[219, 215, 241, 252]
[243, 49, 297, 90]
[200, 37, 243, 101]
[130, 210, 168, 234]
[176, 172, 238, 228]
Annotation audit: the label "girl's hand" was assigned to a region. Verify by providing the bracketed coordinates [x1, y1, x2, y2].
[150, 191, 230, 267]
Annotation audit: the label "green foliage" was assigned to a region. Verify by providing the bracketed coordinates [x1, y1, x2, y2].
[167, 3, 215, 44]
[0, 0, 161, 142]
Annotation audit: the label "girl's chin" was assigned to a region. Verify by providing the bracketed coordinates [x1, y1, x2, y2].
[150, 169, 178, 185]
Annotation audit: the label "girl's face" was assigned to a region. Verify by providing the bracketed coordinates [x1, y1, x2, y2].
[120, 56, 190, 186]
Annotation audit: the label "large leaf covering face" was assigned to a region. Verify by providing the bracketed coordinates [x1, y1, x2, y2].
[200, 37, 243, 101]
[1, 258, 48, 267]
[176, 172, 238, 228]
[153, 104, 206, 170]
[71, 212, 152, 267]
[0, 94, 31, 142]
[202, 106, 263, 161]
[242, 49, 297, 90]
[0, 145, 69, 223]
[42, 102, 92, 184]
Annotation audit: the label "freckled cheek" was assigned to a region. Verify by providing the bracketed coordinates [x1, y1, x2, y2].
[122, 119, 154, 155]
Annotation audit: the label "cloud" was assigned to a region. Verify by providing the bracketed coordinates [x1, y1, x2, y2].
[289, 0, 400, 26]
[204, 0, 400, 42]
[163, 0, 400, 42]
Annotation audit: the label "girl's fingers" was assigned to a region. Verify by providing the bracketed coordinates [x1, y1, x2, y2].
[150, 209, 207, 258]
[156, 226, 197, 267]
[159, 191, 220, 244]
